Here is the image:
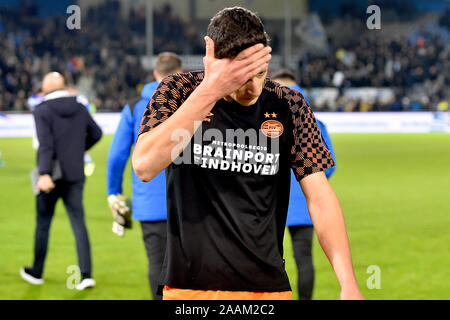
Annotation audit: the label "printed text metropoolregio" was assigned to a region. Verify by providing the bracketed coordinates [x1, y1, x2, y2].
[170, 121, 281, 176]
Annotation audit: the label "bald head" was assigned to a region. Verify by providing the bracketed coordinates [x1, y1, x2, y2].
[42, 72, 65, 94]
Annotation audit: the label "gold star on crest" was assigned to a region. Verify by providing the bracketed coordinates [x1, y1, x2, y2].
[264, 112, 271, 118]
[271, 112, 277, 118]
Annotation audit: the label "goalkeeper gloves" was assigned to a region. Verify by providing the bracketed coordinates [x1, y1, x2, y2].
[108, 194, 132, 237]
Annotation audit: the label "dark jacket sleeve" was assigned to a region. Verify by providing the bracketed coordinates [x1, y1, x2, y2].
[34, 106, 54, 175]
[85, 112, 103, 151]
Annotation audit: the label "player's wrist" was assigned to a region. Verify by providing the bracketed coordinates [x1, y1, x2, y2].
[197, 79, 223, 104]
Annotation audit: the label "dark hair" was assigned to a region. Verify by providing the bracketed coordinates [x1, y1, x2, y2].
[156, 52, 182, 77]
[271, 69, 297, 82]
[207, 7, 270, 59]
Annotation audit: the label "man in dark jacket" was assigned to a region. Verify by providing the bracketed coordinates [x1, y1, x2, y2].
[20, 72, 102, 290]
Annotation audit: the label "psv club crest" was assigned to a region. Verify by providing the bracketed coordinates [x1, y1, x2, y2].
[261, 120, 284, 138]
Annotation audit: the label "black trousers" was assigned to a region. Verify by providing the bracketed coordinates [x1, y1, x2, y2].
[288, 225, 315, 300]
[32, 180, 92, 279]
[140, 221, 167, 300]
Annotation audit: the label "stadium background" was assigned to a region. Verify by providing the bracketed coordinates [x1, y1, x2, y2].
[0, 0, 449, 299]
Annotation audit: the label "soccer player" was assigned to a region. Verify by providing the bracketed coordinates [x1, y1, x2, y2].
[272, 69, 337, 300]
[133, 7, 363, 300]
[106, 52, 182, 300]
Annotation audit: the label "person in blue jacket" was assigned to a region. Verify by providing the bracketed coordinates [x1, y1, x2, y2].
[106, 52, 182, 300]
[272, 70, 337, 300]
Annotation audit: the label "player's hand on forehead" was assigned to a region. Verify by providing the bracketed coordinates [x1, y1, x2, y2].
[202, 36, 271, 100]
[241, 46, 271, 76]
[235, 43, 272, 62]
[235, 43, 271, 77]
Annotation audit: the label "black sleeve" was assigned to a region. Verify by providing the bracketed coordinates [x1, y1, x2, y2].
[34, 106, 54, 175]
[85, 111, 102, 151]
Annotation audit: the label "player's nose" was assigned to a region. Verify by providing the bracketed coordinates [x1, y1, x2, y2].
[246, 79, 260, 95]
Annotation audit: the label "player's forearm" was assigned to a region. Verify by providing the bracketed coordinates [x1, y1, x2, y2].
[133, 82, 218, 182]
[307, 187, 359, 291]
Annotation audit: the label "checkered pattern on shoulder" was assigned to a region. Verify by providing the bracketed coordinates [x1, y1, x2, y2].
[138, 71, 204, 136]
[268, 82, 335, 181]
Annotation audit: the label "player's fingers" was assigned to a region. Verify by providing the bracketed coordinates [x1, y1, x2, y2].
[204, 36, 215, 59]
[235, 48, 271, 72]
[234, 43, 264, 61]
[242, 53, 271, 75]
[235, 44, 271, 62]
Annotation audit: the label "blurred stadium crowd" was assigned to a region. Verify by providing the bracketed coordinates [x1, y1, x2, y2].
[0, 1, 204, 112]
[299, 16, 450, 112]
[0, 1, 448, 112]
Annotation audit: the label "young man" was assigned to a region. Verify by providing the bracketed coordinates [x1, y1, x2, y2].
[133, 7, 363, 300]
[21, 72, 102, 290]
[272, 69, 337, 300]
[106, 52, 182, 300]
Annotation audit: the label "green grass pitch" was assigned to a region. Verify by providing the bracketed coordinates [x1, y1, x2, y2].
[0, 134, 449, 300]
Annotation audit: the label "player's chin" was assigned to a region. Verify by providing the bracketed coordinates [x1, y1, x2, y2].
[238, 97, 258, 106]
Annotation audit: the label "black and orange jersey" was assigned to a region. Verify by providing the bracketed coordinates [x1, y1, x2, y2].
[139, 71, 335, 293]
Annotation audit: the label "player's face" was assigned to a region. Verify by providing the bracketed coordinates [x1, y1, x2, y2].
[229, 69, 267, 106]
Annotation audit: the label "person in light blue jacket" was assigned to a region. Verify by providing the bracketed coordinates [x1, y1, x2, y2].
[272, 70, 337, 300]
[106, 52, 182, 300]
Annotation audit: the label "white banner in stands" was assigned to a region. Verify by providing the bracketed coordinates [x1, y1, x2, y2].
[0, 114, 36, 138]
[315, 112, 450, 133]
[0, 112, 449, 137]
[0, 113, 121, 138]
